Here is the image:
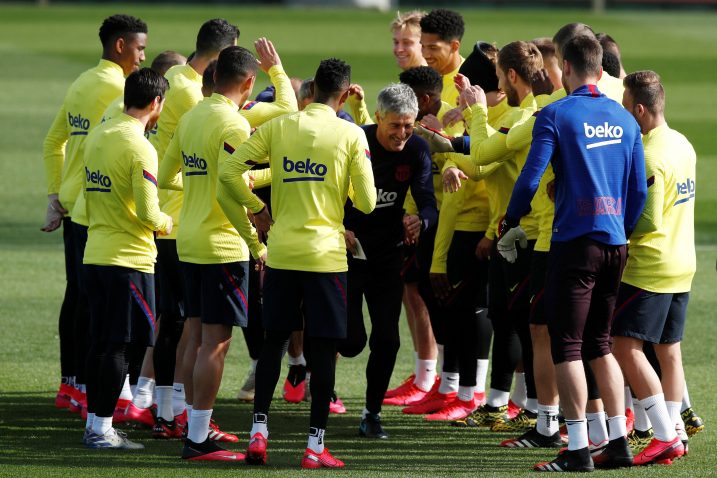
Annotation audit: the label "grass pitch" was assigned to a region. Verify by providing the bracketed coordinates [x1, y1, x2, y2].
[0, 4, 715, 477]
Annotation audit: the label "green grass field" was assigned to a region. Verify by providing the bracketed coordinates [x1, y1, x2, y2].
[0, 4, 715, 477]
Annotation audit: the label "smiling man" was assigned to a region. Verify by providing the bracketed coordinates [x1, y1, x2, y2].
[420, 9, 465, 107]
[391, 11, 427, 71]
[339, 83, 437, 439]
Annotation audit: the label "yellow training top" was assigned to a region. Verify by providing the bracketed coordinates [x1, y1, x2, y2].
[621, 123, 696, 293]
[217, 102, 376, 273]
[83, 113, 172, 273]
[453, 95, 539, 240]
[440, 57, 465, 107]
[150, 64, 204, 240]
[159, 93, 265, 265]
[43, 59, 125, 216]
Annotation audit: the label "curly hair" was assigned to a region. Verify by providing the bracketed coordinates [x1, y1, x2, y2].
[399, 66, 442, 97]
[99, 14, 147, 48]
[420, 9, 464, 42]
[314, 58, 351, 96]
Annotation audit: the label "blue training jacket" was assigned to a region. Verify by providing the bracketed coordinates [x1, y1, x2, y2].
[506, 84, 647, 246]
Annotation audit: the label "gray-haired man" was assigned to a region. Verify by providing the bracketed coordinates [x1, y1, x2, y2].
[338, 83, 438, 439]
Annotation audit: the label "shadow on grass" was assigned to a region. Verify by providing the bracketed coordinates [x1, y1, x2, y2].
[0, 391, 554, 473]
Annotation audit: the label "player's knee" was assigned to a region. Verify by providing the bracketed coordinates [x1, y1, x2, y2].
[582, 339, 610, 362]
[337, 336, 366, 358]
[551, 339, 582, 364]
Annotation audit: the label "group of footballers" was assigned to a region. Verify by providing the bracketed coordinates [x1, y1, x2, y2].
[42, 7, 705, 471]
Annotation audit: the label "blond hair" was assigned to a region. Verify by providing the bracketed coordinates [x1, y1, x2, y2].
[390, 10, 425, 35]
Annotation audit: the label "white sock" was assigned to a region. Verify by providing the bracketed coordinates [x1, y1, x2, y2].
[413, 351, 419, 375]
[487, 388, 510, 408]
[414, 358, 437, 392]
[251, 412, 268, 438]
[130, 385, 137, 397]
[641, 394, 677, 441]
[511, 372, 527, 409]
[172, 383, 186, 416]
[118, 375, 133, 401]
[666, 401, 683, 433]
[132, 377, 155, 409]
[475, 359, 489, 393]
[361, 407, 376, 419]
[566, 419, 589, 451]
[457, 385, 474, 402]
[537, 404, 559, 436]
[624, 387, 633, 412]
[188, 408, 212, 444]
[607, 415, 627, 441]
[92, 415, 113, 436]
[633, 400, 652, 431]
[586, 411, 608, 445]
[308, 427, 325, 453]
[186, 404, 193, 428]
[437, 344, 444, 373]
[526, 398, 538, 414]
[156, 386, 174, 421]
[250, 358, 258, 371]
[85, 412, 95, 431]
[438, 372, 459, 394]
[288, 353, 306, 367]
[681, 383, 691, 412]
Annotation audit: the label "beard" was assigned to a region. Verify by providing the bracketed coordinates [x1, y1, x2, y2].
[506, 85, 520, 107]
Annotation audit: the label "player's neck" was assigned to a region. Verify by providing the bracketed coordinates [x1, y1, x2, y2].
[215, 86, 249, 107]
[124, 107, 152, 130]
[188, 55, 214, 76]
[442, 53, 462, 75]
[640, 115, 666, 135]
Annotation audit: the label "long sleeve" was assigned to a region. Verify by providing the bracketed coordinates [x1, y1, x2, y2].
[631, 153, 663, 237]
[215, 124, 266, 259]
[345, 95, 373, 126]
[43, 103, 69, 195]
[132, 152, 172, 232]
[505, 111, 555, 221]
[240, 65, 297, 127]
[347, 133, 376, 214]
[410, 143, 438, 230]
[444, 153, 504, 181]
[430, 184, 466, 274]
[624, 134, 648, 236]
[249, 167, 272, 189]
[158, 133, 184, 191]
[469, 104, 513, 166]
[217, 123, 270, 214]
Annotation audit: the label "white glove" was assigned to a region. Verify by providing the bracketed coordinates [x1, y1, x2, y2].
[414, 125, 455, 153]
[497, 226, 528, 263]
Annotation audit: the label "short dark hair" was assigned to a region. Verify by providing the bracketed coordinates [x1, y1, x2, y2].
[420, 9, 464, 42]
[498, 41, 544, 84]
[99, 14, 147, 49]
[553, 22, 595, 56]
[196, 19, 240, 56]
[562, 35, 603, 78]
[203, 59, 218, 92]
[313, 58, 351, 98]
[601, 50, 621, 78]
[214, 46, 258, 88]
[531, 37, 556, 60]
[124, 68, 169, 109]
[596, 32, 621, 58]
[399, 66, 443, 98]
[623, 70, 665, 115]
[150, 50, 186, 76]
